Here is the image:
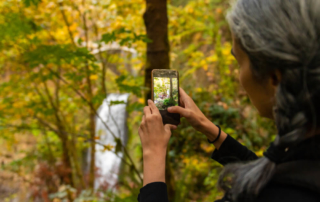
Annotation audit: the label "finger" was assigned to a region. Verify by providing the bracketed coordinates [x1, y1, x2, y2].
[164, 124, 177, 132]
[148, 99, 160, 115]
[167, 106, 190, 118]
[141, 115, 146, 125]
[143, 106, 151, 117]
[179, 88, 189, 107]
[179, 87, 188, 97]
[138, 126, 143, 137]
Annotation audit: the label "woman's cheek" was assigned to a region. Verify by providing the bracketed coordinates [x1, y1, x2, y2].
[239, 65, 261, 111]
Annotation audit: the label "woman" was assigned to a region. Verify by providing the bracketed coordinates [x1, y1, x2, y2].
[138, 0, 320, 201]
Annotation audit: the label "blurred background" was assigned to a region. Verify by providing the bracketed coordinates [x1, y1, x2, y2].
[0, 0, 276, 201]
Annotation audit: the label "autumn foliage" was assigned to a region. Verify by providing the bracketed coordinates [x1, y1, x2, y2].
[0, 0, 276, 201]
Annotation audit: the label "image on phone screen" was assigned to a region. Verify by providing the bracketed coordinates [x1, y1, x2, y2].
[154, 77, 178, 110]
[152, 69, 180, 125]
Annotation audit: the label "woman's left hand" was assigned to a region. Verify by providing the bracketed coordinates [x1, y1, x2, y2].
[138, 99, 177, 186]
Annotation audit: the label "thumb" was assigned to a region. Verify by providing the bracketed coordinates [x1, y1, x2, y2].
[164, 124, 177, 132]
[167, 106, 189, 117]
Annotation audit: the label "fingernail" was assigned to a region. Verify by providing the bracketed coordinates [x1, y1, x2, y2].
[148, 99, 152, 104]
[167, 107, 172, 111]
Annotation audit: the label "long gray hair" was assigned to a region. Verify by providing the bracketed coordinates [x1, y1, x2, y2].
[219, 0, 320, 201]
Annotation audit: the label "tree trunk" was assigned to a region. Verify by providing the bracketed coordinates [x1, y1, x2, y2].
[61, 136, 74, 186]
[170, 77, 173, 99]
[143, 0, 175, 200]
[143, 0, 170, 104]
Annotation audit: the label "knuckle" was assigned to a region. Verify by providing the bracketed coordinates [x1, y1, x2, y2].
[146, 116, 152, 122]
[154, 114, 162, 121]
[185, 110, 192, 117]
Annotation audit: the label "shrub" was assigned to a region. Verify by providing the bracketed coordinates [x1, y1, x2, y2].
[163, 98, 176, 109]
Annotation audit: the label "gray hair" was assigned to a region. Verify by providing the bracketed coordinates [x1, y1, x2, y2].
[219, 0, 320, 201]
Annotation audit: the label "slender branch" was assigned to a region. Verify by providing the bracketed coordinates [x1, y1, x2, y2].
[55, 66, 61, 109]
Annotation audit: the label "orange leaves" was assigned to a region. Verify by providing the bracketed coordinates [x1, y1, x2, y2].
[201, 142, 215, 153]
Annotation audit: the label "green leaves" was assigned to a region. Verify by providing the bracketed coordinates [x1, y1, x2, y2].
[115, 138, 122, 154]
[101, 28, 152, 47]
[24, 45, 96, 68]
[22, 0, 41, 7]
[0, 13, 39, 42]
[109, 100, 126, 106]
[115, 74, 144, 97]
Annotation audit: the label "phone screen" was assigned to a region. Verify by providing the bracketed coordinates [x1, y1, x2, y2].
[152, 69, 180, 125]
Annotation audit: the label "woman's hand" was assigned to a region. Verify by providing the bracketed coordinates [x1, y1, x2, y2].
[167, 88, 211, 133]
[138, 99, 177, 186]
[168, 88, 227, 149]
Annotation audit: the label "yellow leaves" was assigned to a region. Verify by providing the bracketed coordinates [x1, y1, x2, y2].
[171, 19, 179, 27]
[255, 150, 264, 157]
[138, 98, 144, 104]
[182, 158, 190, 164]
[89, 74, 98, 80]
[222, 42, 232, 54]
[225, 55, 235, 65]
[102, 144, 114, 152]
[191, 62, 198, 67]
[201, 142, 214, 153]
[69, 23, 78, 32]
[191, 51, 204, 58]
[200, 59, 206, 66]
[222, 47, 230, 56]
[220, 42, 235, 65]
[203, 65, 208, 71]
[109, 3, 117, 10]
[185, 6, 194, 14]
[113, 16, 125, 29]
[13, 101, 24, 108]
[182, 156, 209, 171]
[207, 54, 218, 63]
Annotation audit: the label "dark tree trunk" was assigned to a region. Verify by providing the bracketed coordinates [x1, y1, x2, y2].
[143, 0, 175, 200]
[170, 77, 173, 99]
[143, 0, 170, 103]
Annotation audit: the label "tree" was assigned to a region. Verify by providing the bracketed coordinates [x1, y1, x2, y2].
[143, 0, 176, 200]
[143, 0, 170, 103]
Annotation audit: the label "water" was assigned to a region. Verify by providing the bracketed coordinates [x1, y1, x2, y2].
[93, 93, 129, 190]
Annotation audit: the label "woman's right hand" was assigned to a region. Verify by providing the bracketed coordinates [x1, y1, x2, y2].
[168, 87, 227, 149]
[167, 88, 211, 134]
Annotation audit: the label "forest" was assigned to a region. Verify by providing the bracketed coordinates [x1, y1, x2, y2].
[0, 0, 276, 201]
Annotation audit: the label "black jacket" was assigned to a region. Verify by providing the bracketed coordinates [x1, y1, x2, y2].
[138, 135, 320, 202]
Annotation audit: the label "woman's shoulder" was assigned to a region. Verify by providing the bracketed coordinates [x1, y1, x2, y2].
[215, 183, 319, 202]
[256, 160, 320, 202]
[256, 182, 320, 202]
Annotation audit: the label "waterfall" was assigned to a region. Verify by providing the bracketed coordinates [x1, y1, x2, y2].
[93, 93, 130, 190]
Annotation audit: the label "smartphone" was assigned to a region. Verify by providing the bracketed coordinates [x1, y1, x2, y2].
[151, 69, 180, 125]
